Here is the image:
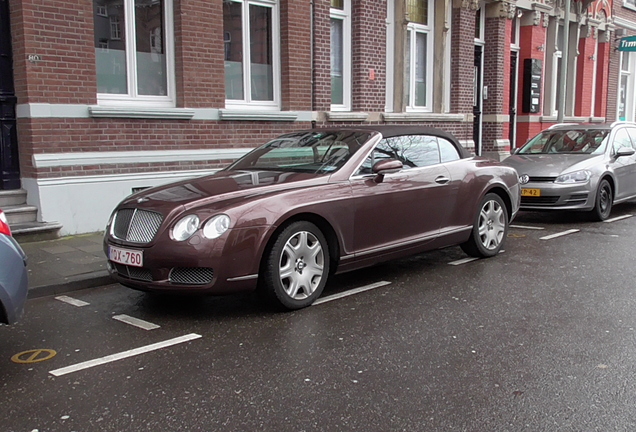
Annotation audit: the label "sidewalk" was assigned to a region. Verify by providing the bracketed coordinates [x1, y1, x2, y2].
[18, 232, 114, 299]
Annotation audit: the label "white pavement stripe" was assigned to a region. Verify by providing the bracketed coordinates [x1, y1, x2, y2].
[112, 314, 160, 330]
[49, 333, 202, 377]
[55, 296, 89, 307]
[313, 281, 391, 306]
[604, 214, 633, 223]
[510, 224, 545, 230]
[540, 229, 580, 240]
[448, 257, 479, 266]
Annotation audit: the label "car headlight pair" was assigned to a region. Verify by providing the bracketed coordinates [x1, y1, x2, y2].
[172, 214, 230, 241]
[555, 170, 591, 184]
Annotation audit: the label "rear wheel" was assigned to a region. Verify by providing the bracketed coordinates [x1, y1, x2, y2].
[261, 221, 330, 310]
[590, 179, 612, 221]
[461, 193, 508, 258]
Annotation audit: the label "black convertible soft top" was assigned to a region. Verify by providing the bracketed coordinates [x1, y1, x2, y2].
[314, 125, 470, 159]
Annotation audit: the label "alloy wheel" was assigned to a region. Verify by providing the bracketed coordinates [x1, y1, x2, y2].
[477, 199, 506, 250]
[278, 231, 325, 300]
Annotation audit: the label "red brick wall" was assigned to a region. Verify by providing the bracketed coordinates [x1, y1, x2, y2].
[9, 0, 96, 104]
[351, 0, 386, 112]
[280, 0, 312, 111]
[482, 15, 509, 152]
[450, 6, 475, 115]
[174, 0, 224, 107]
[311, 0, 331, 112]
[575, 33, 596, 117]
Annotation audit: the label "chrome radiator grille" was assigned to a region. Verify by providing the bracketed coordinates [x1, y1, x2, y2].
[169, 268, 214, 285]
[112, 209, 163, 243]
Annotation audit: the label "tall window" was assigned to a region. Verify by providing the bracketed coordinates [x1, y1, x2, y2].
[618, 52, 634, 121]
[93, 0, 174, 106]
[405, 0, 434, 111]
[224, 0, 280, 109]
[544, 20, 563, 116]
[331, 0, 351, 111]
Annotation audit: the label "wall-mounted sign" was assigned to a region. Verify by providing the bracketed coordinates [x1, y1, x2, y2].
[618, 36, 636, 52]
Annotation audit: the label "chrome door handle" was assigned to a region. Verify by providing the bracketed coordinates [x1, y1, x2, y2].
[435, 176, 450, 184]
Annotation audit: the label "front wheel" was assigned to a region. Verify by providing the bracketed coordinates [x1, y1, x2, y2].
[589, 179, 612, 221]
[261, 221, 330, 310]
[461, 193, 508, 258]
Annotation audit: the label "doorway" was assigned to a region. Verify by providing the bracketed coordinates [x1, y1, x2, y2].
[509, 51, 519, 151]
[0, 0, 20, 190]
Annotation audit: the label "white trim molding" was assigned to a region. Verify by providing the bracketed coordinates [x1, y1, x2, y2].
[326, 112, 369, 122]
[218, 110, 299, 121]
[89, 106, 195, 119]
[381, 112, 467, 122]
[32, 149, 252, 169]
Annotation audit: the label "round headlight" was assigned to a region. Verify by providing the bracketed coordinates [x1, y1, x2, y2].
[172, 215, 200, 241]
[203, 214, 231, 239]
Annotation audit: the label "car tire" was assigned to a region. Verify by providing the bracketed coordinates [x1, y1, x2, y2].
[590, 179, 612, 221]
[261, 221, 330, 310]
[461, 193, 508, 258]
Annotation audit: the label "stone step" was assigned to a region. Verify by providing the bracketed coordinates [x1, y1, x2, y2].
[10, 221, 63, 242]
[3, 204, 38, 224]
[0, 189, 27, 207]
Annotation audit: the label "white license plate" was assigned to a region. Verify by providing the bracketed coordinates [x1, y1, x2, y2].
[109, 245, 143, 267]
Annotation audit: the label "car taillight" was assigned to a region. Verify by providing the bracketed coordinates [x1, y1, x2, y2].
[0, 210, 12, 236]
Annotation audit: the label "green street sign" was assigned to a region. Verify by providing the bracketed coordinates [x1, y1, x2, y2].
[618, 36, 636, 52]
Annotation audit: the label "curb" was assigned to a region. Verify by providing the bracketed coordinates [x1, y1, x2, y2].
[27, 271, 114, 299]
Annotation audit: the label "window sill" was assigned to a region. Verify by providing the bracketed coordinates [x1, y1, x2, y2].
[624, 2, 636, 12]
[326, 112, 369, 122]
[382, 112, 466, 122]
[89, 106, 195, 120]
[219, 110, 298, 121]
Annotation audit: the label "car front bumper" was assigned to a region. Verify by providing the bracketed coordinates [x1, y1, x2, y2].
[104, 226, 269, 295]
[519, 181, 595, 211]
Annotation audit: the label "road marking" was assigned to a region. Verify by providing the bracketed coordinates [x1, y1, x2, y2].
[510, 224, 545, 230]
[313, 281, 391, 306]
[540, 229, 580, 240]
[55, 296, 89, 307]
[604, 214, 633, 223]
[448, 257, 479, 266]
[49, 333, 202, 377]
[12, 349, 57, 364]
[112, 314, 160, 330]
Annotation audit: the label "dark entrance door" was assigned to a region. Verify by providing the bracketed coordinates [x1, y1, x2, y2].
[473, 45, 483, 156]
[509, 51, 519, 151]
[0, 0, 19, 190]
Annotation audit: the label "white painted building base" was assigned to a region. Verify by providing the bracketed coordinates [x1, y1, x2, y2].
[22, 169, 216, 236]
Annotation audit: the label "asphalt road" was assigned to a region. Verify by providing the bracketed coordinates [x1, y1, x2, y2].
[3, 204, 636, 431]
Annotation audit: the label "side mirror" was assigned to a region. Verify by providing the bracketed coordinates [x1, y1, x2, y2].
[616, 147, 636, 158]
[372, 159, 403, 183]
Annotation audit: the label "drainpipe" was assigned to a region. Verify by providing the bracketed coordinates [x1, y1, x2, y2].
[557, 0, 570, 123]
[310, 0, 316, 129]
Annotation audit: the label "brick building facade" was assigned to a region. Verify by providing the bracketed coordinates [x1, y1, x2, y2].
[0, 0, 628, 235]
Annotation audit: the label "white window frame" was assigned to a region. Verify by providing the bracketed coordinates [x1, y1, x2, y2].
[625, 0, 636, 12]
[544, 21, 563, 117]
[224, 0, 281, 111]
[330, 0, 352, 112]
[405, 0, 435, 112]
[97, 0, 176, 108]
[97, 5, 108, 17]
[510, 15, 520, 51]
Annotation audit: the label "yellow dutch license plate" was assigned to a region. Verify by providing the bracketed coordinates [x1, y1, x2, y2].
[521, 188, 541, 197]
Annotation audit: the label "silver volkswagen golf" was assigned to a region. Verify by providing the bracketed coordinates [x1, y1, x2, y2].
[502, 122, 636, 221]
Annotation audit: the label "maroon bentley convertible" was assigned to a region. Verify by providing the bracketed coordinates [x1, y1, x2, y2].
[104, 126, 520, 310]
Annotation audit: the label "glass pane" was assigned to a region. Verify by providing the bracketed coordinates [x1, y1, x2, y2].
[249, 4, 273, 101]
[331, 0, 344, 10]
[135, 0, 167, 96]
[622, 52, 630, 72]
[331, 18, 344, 105]
[474, 8, 481, 40]
[414, 32, 427, 107]
[94, 0, 127, 94]
[407, 0, 428, 25]
[619, 74, 628, 121]
[224, 1, 244, 100]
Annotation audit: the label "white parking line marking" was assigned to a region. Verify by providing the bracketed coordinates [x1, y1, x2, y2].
[313, 281, 391, 306]
[510, 224, 545, 230]
[49, 333, 202, 377]
[448, 257, 479, 266]
[55, 296, 89, 307]
[604, 214, 633, 223]
[112, 314, 160, 330]
[540, 229, 580, 240]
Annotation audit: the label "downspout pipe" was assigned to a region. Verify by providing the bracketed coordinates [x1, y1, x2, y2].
[557, 0, 571, 123]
